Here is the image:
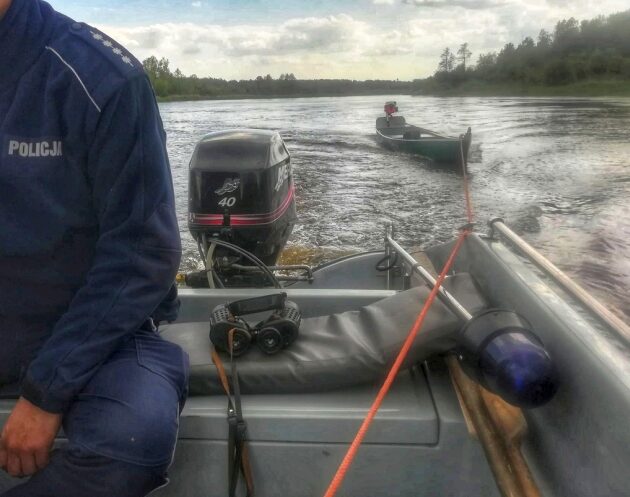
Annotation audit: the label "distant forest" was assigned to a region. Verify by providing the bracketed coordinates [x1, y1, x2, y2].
[142, 57, 412, 99]
[143, 9, 630, 99]
[418, 9, 630, 93]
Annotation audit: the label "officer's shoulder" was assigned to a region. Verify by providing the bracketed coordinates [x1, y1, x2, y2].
[46, 20, 147, 108]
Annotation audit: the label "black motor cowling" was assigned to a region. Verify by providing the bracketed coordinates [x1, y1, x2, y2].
[188, 130, 297, 286]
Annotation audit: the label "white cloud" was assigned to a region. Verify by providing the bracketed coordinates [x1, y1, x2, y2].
[403, 0, 507, 8]
[191, 1, 201, 7]
[100, 15, 386, 78]
[98, 1, 630, 80]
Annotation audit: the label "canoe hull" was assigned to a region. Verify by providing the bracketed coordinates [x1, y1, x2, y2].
[377, 131, 470, 163]
[376, 116, 472, 164]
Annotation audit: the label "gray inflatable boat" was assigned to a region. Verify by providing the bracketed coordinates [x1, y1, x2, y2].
[1, 130, 628, 497]
[146, 221, 629, 497]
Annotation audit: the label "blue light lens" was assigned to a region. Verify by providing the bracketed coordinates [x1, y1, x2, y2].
[480, 331, 558, 408]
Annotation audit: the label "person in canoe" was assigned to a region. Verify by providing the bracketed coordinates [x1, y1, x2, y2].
[0, 1, 189, 496]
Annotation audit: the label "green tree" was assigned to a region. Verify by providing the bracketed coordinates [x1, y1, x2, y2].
[544, 59, 573, 85]
[554, 18, 580, 51]
[457, 43, 472, 70]
[142, 56, 159, 83]
[157, 57, 172, 79]
[518, 37, 535, 50]
[475, 52, 496, 80]
[537, 29, 552, 49]
[589, 51, 609, 74]
[438, 48, 455, 72]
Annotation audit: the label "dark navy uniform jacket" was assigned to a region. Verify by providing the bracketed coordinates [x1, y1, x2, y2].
[0, 0, 182, 413]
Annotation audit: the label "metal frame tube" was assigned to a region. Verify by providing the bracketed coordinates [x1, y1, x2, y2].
[384, 228, 543, 497]
[489, 218, 630, 342]
[384, 223, 393, 290]
[385, 235, 472, 321]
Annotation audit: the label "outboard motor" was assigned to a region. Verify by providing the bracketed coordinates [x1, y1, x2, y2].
[188, 130, 297, 287]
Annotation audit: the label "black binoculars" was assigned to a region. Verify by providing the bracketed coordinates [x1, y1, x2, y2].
[209, 292, 301, 356]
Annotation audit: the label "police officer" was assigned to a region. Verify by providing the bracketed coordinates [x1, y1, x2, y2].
[0, 0, 189, 495]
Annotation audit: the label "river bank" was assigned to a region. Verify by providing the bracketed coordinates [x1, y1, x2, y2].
[414, 79, 630, 98]
[157, 79, 630, 102]
[157, 91, 410, 102]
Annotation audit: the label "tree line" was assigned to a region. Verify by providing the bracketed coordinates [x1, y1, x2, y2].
[142, 8, 630, 99]
[141, 56, 412, 99]
[419, 9, 630, 91]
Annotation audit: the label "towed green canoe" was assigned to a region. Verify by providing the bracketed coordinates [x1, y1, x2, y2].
[376, 115, 472, 164]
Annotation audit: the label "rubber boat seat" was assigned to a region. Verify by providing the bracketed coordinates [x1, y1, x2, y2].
[160, 273, 486, 396]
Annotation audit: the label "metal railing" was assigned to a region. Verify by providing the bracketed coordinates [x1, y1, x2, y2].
[489, 218, 630, 342]
[383, 226, 472, 322]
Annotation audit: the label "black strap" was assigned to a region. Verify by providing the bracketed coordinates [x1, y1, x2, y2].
[228, 293, 287, 316]
[212, 331, 254, 497]
[228, 345, 252, 497]
[375, 251, 398, 272]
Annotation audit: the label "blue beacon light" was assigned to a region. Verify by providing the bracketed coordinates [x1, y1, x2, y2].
[457, 309, 558, 409]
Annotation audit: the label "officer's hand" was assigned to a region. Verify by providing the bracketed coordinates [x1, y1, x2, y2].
[0, 397, 62, 477]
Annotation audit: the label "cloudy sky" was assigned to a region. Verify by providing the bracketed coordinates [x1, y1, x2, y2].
[50, 0, 628, 80]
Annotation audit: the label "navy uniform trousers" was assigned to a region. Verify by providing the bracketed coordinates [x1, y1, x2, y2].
[0, 321, 189, 497]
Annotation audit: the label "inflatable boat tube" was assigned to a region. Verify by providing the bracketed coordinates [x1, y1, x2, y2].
[160, 273, 485, 395]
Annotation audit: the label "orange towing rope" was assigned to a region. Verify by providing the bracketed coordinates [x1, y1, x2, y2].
[322, 137, 474, 497]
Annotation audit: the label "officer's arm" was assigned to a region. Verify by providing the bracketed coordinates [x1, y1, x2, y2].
[20, 74, 181, 413]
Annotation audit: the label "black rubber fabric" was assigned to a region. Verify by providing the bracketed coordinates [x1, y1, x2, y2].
[160, 273, 486, 396]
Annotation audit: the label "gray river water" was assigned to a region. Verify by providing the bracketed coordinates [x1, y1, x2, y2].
[159, 95, 630, 320]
